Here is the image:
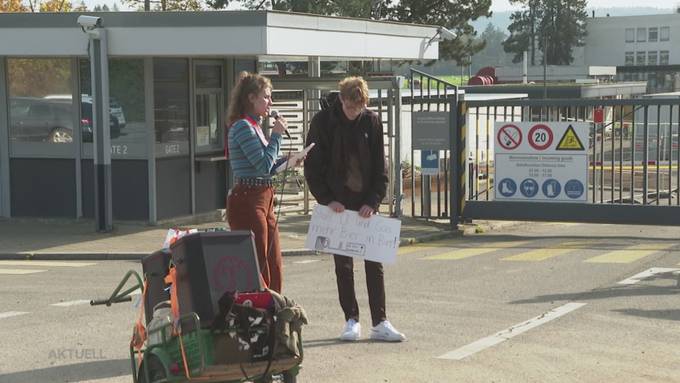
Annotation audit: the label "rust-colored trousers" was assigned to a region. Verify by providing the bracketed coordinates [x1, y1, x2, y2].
[227, 184, 282, 293]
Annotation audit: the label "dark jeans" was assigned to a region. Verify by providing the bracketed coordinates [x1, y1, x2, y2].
[334, 254, 386, 327]
[227, 184, 282, 293]
[333, 187, 386, 327]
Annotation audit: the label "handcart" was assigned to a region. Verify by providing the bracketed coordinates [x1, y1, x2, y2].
[91, 230, 305, 383]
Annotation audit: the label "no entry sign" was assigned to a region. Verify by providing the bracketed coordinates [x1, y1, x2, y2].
[497, 124, 522, 150]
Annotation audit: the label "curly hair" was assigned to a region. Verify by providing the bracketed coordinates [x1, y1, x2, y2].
[227, 71, 272, 125]
[338, 76, 369, 106]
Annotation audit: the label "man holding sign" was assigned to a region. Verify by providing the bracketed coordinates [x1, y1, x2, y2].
[304, 76, 406, 342]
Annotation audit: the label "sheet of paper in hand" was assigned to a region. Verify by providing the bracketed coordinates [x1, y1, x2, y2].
[275, 143, 316, 173]
[305, 205, 401, 264]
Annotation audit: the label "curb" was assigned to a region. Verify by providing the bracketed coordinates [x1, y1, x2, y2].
[0, 232, 460, 261]
[0, 249, 317, 261]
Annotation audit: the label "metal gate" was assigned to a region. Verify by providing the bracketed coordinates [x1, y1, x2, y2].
[462, 97, 680, 226]
[406, 69, 461, 226]
[271, 77, 402, 217]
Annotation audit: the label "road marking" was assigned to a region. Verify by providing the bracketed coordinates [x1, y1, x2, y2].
[437, 302, 586, 361]
[502, 240, 595, 262]
[50, 299, 91, 307]
[398, 240, 461, 255]
[0, 268, 47, 275]
[585, 243, 675, 264]
[0, 260, 96, 267]
[293, 260, 320, 264]
[424, 241, 529, 260]
[617, 267, 680, 285]
[0, 311, 29, 320]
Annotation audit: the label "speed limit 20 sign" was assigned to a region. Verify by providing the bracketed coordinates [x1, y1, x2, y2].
[528, 124, 553, 150]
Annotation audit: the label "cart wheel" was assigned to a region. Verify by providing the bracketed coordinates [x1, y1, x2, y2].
[137, 354, 167, 383]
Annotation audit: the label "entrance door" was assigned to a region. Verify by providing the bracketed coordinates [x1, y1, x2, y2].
[192, 61, 226, 213]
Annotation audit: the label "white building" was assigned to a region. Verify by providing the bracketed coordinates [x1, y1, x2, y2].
[585, 10, 680, 91]
[496, 9, 680, 93]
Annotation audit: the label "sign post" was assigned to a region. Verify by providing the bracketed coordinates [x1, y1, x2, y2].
[494, 122, 589, 202]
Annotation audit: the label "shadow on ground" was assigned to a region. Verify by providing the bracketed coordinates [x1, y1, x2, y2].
[0, 358, 130, 383]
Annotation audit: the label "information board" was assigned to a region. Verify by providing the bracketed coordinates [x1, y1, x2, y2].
[494, 122, 589, 202]
[305, 205, 401, 264]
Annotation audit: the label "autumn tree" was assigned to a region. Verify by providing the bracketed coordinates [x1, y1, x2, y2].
[0, 0, 28, 12]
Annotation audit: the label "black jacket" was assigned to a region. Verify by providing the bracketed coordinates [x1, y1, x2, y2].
[304, 100, 388, 209]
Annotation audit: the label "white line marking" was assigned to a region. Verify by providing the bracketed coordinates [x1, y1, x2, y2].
[437, 302, 587, 361]
[0, 260, 96, 267]
[617, 267, 680, 285]
[0, 311, 29, 320]
[293, 260, 320, 264]
[50, 300, 91, 307]
[0, 268, 47, 275]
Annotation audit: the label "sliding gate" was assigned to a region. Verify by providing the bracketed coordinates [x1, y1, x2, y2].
[462, 97, 680, 226]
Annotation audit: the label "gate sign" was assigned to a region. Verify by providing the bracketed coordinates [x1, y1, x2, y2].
[412, 112, 450, 150]
[494, 122, 589, 202]
[421, 150, 439, 176]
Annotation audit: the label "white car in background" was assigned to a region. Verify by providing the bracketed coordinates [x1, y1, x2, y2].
[44, 94, 126, 128]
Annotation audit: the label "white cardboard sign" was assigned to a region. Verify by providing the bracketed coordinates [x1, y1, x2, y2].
[494, 122, 589, 202]
[305, 205, 401, 264]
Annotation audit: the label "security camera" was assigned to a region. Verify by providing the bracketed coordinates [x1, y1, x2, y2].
[437, 27, 456, 41]
[77, 15, 102, 30]
[427, 26, 457, 47]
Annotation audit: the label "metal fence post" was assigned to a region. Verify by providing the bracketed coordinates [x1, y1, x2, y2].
[451, 92, 464, 228]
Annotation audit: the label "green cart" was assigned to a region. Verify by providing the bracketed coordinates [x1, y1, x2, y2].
[91, 270, 303, 383]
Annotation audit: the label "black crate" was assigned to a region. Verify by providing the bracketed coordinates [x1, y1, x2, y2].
[170, 230, 262, 328]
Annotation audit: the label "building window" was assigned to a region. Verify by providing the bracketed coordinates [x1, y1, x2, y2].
[660, 26, 670, 41]
[660, 50, 670, 65]
[79, 59, 146, 158]
[648, 27, 658, 42]
[637, 28, 646, 42]
[636, 51, 646, 66]
[154, 58, 190, 157]
[194, 63, 223, 153]
[7, 58, 74, 145]
[625, 28, 635, 43]
[625, 52, 635, 66]
[648, 51, 658, 66]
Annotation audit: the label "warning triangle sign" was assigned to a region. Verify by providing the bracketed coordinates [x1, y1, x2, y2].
[556, 125, 585, 151]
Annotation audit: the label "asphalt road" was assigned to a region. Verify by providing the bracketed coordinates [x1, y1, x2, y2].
[1, 221, 679, 383]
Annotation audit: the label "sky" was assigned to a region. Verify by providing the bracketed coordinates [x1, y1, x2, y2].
[87, 0, 679, 13]
[490, 0, 676, 12]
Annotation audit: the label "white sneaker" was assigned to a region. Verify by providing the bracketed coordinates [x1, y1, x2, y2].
[339, 319, 361, 341]
[370, 320, 406, 342]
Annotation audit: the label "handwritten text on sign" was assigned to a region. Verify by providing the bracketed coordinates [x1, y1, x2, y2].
[305, 205, 402, 264]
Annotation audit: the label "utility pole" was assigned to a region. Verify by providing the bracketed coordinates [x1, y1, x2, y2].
[543, 33, 548, 99]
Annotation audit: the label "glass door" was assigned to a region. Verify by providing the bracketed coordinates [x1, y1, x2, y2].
[194, 61, 223, 154]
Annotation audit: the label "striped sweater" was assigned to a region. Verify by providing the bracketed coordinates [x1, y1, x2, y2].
[228, 117, 283, 178]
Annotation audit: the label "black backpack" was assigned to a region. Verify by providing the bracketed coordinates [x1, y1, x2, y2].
[319, 91, 339, 111]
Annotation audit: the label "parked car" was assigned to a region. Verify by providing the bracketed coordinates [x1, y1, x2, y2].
[9, 97, 120, 143]
[44, 94, 127, 129]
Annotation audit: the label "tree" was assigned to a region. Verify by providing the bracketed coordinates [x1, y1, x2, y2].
[503, 0, 587, 65]
[0, 0, 28, 11]
[384, 0, 491, 65]
[473, 23, 512, 70]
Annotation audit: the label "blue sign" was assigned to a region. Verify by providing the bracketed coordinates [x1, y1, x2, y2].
[498, 178, 517, 197]
[542, 179, 561, 198]
[520, 178, 539, 198]
[564, 179, 584, 199]
[421, 150, 439, 176]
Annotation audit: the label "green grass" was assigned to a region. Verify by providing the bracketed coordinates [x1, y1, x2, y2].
[404, 75, 470, 89]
